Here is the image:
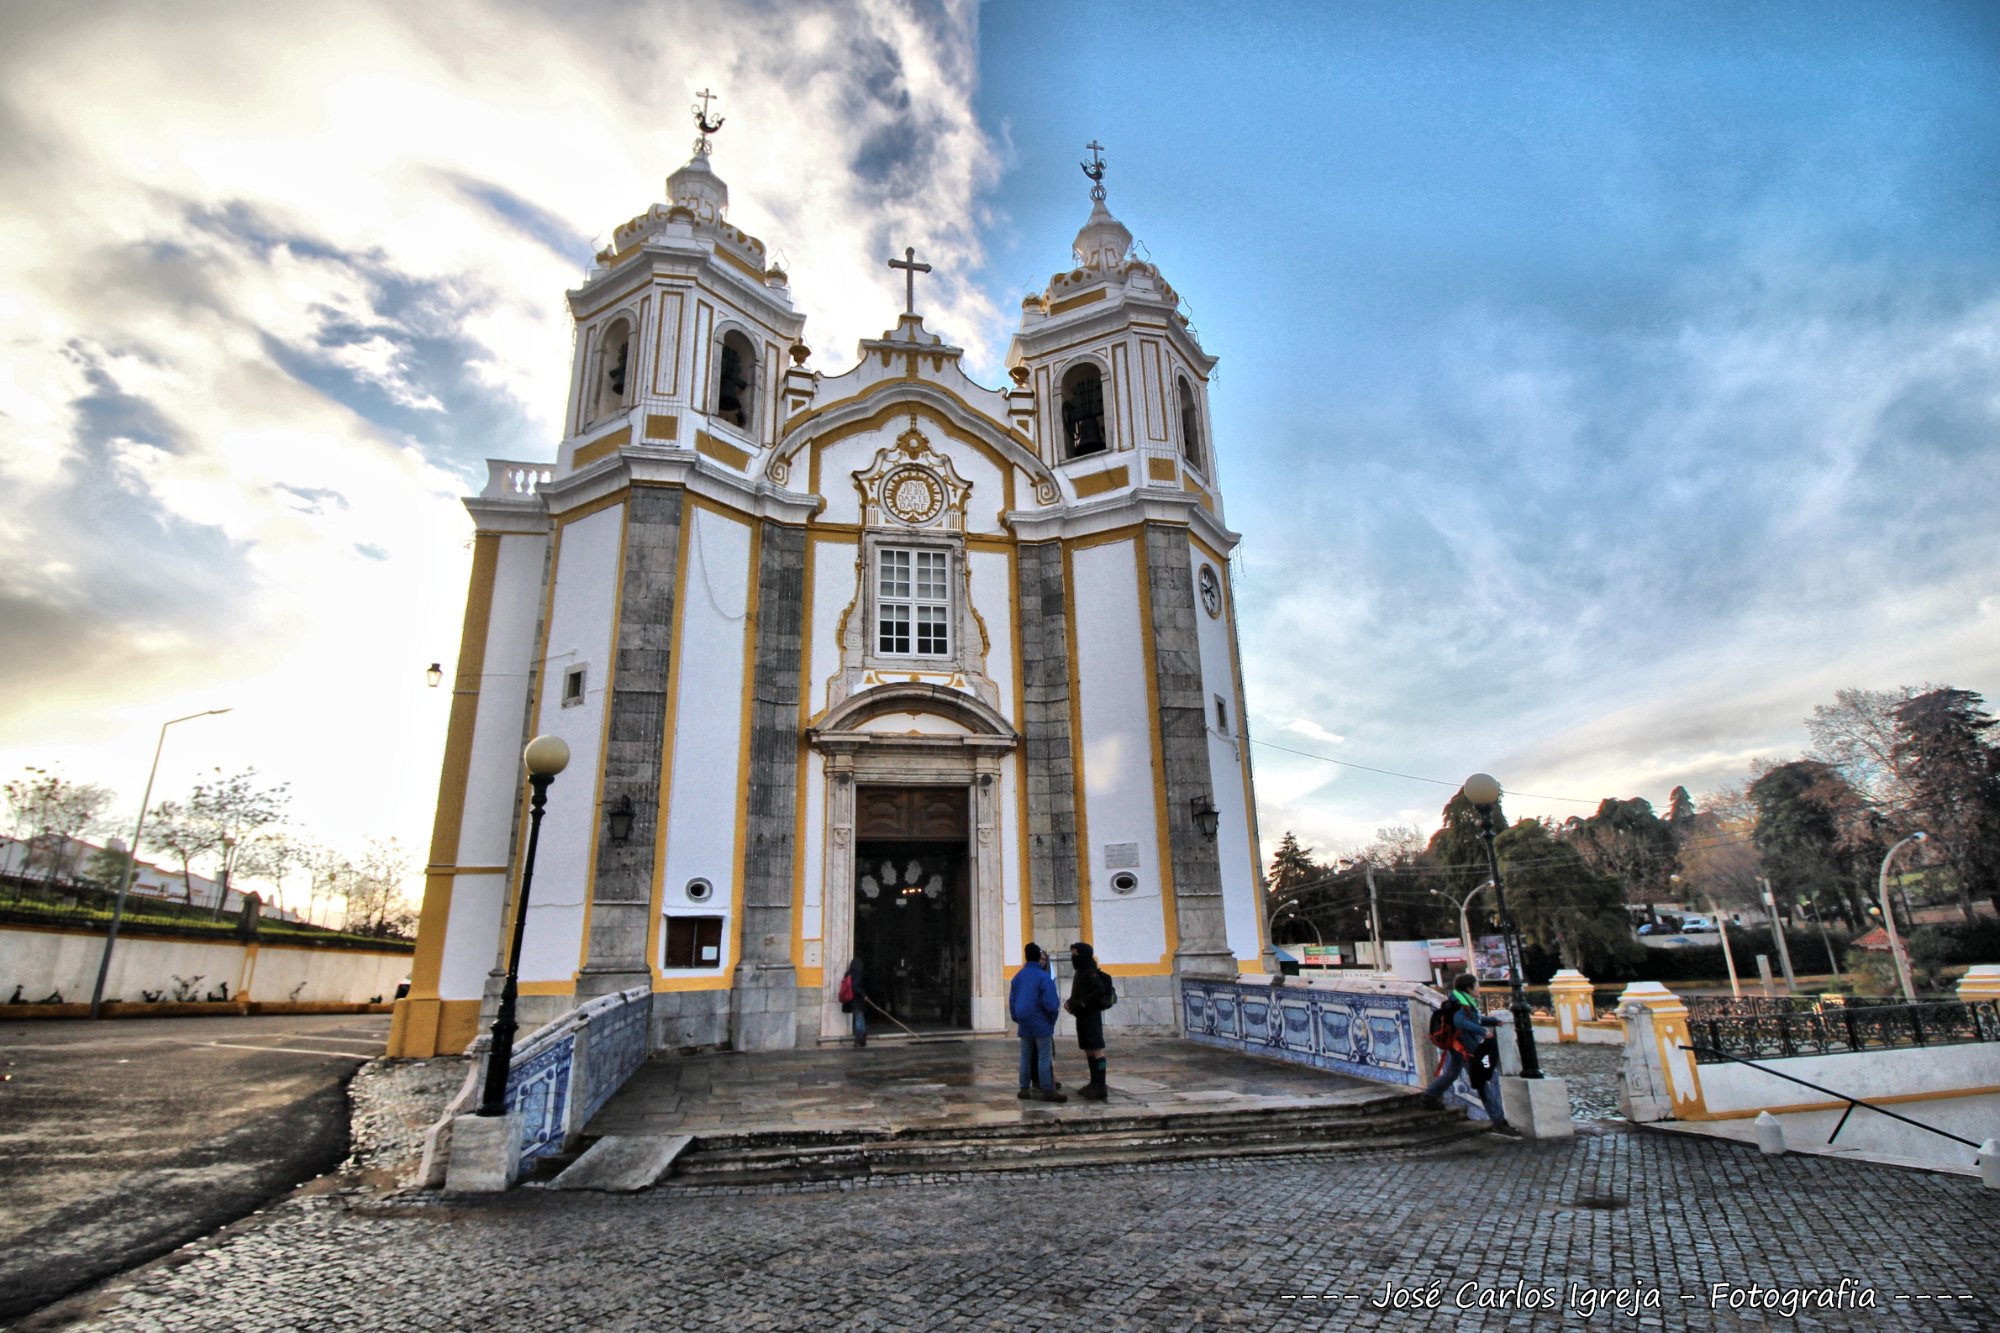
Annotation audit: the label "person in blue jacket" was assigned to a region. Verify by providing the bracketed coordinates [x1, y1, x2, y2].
[1009, 943, 1066, 1102]
[1420, 973, 1520, 1137]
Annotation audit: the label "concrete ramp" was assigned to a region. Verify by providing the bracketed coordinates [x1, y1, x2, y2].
[550, 1134, 692, 1191]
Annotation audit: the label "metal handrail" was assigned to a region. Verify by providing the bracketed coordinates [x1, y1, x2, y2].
[1680, 1044, 1985, 1163]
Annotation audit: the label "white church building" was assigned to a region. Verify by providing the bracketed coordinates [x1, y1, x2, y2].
[389, 129, 1270, 1059]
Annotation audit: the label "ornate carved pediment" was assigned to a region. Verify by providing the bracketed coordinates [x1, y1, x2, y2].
[852, 420, 972, 532]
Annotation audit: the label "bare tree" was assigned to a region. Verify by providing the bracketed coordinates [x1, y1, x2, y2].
[4, 768, 115, 883]
[185, 768, 292, 917]
[147, 799, 220, 905]
[1805, 686, 1921, 815]
[237, 832, 303, 919]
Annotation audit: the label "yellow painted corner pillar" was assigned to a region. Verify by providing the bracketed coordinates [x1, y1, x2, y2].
[1616, 980, 1707, 1121]
[1548, 968, 1593, 1043]
[1956, 964, 2000, 1002]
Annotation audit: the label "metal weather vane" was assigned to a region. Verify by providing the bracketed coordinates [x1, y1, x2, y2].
[1080, 139, 1107, 203]
[692, 88, 725, 157]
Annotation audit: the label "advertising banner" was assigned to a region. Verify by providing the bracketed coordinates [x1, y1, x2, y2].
[1425, 937, 1468, 966]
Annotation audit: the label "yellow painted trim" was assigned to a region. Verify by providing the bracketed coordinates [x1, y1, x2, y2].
[401, 531, 502, 1036]
[573, 498, 632, 978]
[424, 865, 510, 876]
[645, 412, 680, 443]
[500, 498, 575, 985]
[1065, 522, 1147, 554]
[574, 429, 629, 470]
[1048, 287, 1107, 315]
[1147, 457, 1178, 482]
[646, 490, 697, 985]
[725, 515, 767, 979]
[1181, 474, 1215, 512]
[1059, 539, 1095, 945]
[653, 973, 734, 993]
[1101, 961, 1172, 977]
[713, 243, 767, 284]
[1190, 530, 1268, 964]
[1685, 1082, 2000, 1122]
[548, 487, 633, 527]
[791, 525, 816, 973]
[779, 394, 1040, 494]
[1131, 532, 1181, 967]
[519, 981, 576, 997]
[1011, 542, 1034, 952]
[696, 429, 754, 471]
[1072, 465, 1131, 499]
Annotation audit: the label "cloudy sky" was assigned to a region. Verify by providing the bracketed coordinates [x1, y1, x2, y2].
[2, 1, 1996, 889]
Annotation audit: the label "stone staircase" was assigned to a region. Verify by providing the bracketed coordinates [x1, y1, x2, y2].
[623, 1096, 1484, 1189]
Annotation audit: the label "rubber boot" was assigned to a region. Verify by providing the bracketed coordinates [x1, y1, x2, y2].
[1080, 1056, 1109, 1100]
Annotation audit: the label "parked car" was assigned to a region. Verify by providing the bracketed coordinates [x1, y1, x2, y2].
[1677, 915, 1718, 933]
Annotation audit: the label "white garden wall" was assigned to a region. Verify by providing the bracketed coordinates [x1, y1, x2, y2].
[1, 924, 411, 1005]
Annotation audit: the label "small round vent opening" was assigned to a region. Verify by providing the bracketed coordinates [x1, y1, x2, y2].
[1110, 872, 1140, 896]
[685, 877, 714, 903]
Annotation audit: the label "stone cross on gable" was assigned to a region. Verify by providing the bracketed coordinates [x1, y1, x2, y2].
[888, 246, 932, 316]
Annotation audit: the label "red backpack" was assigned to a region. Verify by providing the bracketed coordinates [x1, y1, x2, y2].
[838, 973, 856, 1004]
[1427, 998, 1459, 1050]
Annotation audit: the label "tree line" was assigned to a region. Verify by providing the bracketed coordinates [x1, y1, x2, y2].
[2, 765, 417, 936]
[1266, 684, 2000, 982]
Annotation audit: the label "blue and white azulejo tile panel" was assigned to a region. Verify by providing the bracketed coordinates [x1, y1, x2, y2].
[1180, 978, 1422, 1090]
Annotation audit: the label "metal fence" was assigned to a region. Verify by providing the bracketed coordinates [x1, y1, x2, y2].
[1688, 999, 2000, 1063]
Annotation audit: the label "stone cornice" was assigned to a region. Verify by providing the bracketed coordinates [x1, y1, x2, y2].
[1004, 489, 1241, 551]
[539, 446, 821, 525]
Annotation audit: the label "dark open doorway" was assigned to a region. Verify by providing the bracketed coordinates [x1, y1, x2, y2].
[853, 786, 971, 1032]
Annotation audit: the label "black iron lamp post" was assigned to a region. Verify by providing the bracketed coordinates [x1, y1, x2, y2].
[1462, 772, 1542, 1080]
[479, 734, 570, 1117]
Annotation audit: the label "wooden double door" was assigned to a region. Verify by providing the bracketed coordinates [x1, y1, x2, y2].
[852, 786, 971, 1031]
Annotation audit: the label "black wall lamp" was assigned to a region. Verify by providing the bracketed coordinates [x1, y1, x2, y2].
[607, 794, 636, 844]
[425, 662, 443, 688]
[1190, 794, 1220, 841]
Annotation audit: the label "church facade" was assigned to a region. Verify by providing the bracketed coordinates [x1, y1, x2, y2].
[388, 135, 1269, 1059]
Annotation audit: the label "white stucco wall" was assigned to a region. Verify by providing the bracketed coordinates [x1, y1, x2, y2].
[1188, 537, 1259, 964]
[516, 504, 623, 984]
[1071, 538, 1169, 967]
[658, 503, 753, 975]
[967, 547, 1016, 721]
[1698, 1041, 2000, 1116]
[0, 926, 410, 1005]
[439, 529, 549, 1002]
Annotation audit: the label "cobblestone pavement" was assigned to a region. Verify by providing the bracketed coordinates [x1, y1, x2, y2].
[1532, 1041, 1625, 1121]
[38, 1122, 1994, 1331]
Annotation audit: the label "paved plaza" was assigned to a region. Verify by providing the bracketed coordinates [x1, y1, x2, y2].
[589, 1034, 1407, 1138]
[25, 1098, 1996, 1330]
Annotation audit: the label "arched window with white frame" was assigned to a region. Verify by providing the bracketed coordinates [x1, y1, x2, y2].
[1059, 361, 1107, 459]
[589, 316, 634, 425]
[714, 329, 756, 432]
[1178, 375, 1204, 473]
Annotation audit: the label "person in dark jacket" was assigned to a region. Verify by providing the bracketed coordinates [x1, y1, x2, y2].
[842, 956, 868, 1048]
[1065, 940, 1113, 1100]
[1420, 973, 1518, 1136]
[1009, 943, 1065, 1102]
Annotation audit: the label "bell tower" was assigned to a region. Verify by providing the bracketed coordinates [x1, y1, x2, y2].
[1006, 141, 1222, 517]
[558, 91, 805, 475]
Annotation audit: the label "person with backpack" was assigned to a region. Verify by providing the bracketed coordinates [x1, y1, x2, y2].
[840, 956, 868, 1048]
[1420, 972, 1519, 1137]
[1009, 943, 1066, 1102]
[1064, 940, 1117, 1101]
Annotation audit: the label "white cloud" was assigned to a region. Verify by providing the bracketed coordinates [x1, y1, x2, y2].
[0, 0, 995, 879]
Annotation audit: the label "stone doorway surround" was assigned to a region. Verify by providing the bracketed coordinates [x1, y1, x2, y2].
[809, 684, 1018, 1041]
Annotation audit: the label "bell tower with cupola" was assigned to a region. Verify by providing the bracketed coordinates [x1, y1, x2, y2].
[559, 89, 805, 475]
[1007, 142, 1222, 518]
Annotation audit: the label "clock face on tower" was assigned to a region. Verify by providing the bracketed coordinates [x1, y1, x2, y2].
[1198, 563, 1221, 618]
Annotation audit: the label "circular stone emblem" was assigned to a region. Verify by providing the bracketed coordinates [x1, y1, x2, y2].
[1198, 563, 1222, 618]
[884, 465, 945, 524]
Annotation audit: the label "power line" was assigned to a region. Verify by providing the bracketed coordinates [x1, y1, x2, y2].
[1250, 739, 1604, 805]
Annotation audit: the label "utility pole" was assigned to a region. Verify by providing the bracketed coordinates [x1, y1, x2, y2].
[1758, 876, 1797, 992]
[1363, 862, 1385, 973]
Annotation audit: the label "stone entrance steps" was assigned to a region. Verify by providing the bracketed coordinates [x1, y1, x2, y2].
[644, 1096, 1484, 1188]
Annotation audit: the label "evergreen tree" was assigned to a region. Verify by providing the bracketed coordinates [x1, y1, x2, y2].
[1893, 687, 2000, 922]
[1562, 797, 1677, 921]
[1666, 786, 1696, 825]
[1497, 818, 1634, 973]
[1266, 831, 1319, 893]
